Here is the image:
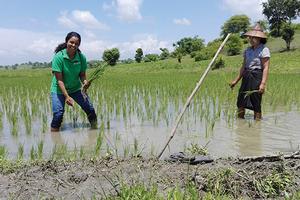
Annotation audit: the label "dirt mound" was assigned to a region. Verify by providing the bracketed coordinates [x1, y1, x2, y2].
[0, 155, 299, 199]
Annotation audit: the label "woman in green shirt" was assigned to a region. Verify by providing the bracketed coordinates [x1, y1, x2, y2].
[50, 32, 97, 131]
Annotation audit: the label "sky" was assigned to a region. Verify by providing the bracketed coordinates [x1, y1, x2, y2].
[0, 0, 291, 65]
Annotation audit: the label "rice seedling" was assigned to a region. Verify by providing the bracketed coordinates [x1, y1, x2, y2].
[37, 141, 44, 160]
[79, 146, 85, 159]
[94, 132, 104, 157]
[0, 145, 7, 160]
[30, 146, 37, 161]
[17, 143, 24, 160]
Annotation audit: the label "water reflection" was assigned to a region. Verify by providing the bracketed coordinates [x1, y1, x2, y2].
[235, 119, 262, 156]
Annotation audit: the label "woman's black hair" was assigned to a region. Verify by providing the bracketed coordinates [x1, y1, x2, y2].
[260, 38, 267, 44]
[54, 32, 81, 53]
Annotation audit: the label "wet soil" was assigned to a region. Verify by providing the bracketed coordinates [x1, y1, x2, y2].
[0, 155, 299, 199]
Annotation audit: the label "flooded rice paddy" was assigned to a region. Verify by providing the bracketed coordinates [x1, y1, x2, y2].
[0, 71, 299, 159]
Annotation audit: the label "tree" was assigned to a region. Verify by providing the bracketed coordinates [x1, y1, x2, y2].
[281, 23, 295, 50]
[144, 54, 159, 62]
[262, 0, 300, 37]
[159, 48, 170, 60]
[171, 48, 183, 63]
[173, 36, 204, 55]
[102, 48, 120, 66]
[221, 15, 251, 38]
[135, 48, 143, 63]
[225, 34, 243, 56]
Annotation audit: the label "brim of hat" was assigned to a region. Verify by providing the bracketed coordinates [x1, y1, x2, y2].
[244, 30, 267, 38]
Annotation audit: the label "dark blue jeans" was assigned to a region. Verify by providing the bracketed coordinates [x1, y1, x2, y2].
[51, 90, 97, 129]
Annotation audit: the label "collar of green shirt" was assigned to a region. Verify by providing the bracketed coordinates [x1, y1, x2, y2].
[61, 49, 80, 62]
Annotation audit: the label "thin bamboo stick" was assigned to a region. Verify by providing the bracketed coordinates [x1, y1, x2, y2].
[157, 33, 231, 159]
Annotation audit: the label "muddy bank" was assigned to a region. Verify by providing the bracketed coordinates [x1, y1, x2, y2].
[0, 155, 299, 199]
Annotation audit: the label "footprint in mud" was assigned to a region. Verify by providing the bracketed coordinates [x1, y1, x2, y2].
[68, 172, 88, 184]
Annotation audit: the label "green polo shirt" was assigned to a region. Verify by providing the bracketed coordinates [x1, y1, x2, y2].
[50, 49, 87, 94]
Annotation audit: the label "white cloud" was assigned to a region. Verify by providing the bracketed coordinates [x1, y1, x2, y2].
[173, 18, 191, 26]
[104, 0, 142, 22]
[57, 11, 79, 29]
[0, 28, 60, 65]
[0, 28, 171, 65]
[118, 34, 171, 58]
[57, 10, 109, 30]
[83, 34, 171, 60]
[221, 0, 267, 21]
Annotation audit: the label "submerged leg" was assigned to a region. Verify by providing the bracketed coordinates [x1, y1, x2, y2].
[70, 91, 97, 128]
[254, 112, 262, 120]
[237, 107, 245, 119]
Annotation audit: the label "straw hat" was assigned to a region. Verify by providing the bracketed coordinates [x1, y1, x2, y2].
[244, 24, 267, 38]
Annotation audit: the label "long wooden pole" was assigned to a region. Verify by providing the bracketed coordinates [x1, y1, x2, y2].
[157, 33, 231, 159]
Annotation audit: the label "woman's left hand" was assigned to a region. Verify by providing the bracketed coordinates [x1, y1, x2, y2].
[259, 83, 265, 94]
[82, 80, 91, 91]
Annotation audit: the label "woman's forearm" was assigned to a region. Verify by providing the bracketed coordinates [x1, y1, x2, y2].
[57, 80, 69, 98]
[261, 58, 270, 85]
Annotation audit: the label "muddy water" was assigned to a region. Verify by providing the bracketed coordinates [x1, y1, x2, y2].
[0, 107, 299, 159]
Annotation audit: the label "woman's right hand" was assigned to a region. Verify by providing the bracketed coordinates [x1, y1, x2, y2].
[65, 96, 74, 107]
[229, 80, 237, 89]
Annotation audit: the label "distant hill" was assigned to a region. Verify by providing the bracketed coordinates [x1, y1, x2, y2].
[267, 29, 300, 52]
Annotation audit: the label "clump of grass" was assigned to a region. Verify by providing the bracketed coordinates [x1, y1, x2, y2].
[187, 143, 208, 155]
[254, 169, 293, 198]
[107, 183, 162, 200]
[203, 168, 237, 197]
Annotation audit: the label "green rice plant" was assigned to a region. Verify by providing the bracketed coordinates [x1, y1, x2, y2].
[123, 142, 130, 158]
[105, 144, 113, 159]
[132, 138, 141, 158]
[9, 112, 18, 136]
[30, 146, 37, 161]
[0, 109, 3, 131]
[41, 113, 47, 133]
[94, 132, 104, 157]
[17, 143, 24, 160]
[79, 146, 85, 159]
[37, 141, 44, 160]
[51, 143, 68, 160]
[0, 145, 7, 160]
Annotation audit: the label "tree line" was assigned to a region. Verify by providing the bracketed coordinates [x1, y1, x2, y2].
[1, 0, 299, 69]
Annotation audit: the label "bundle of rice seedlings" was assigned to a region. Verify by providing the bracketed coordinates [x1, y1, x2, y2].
[82, 62, 107, 99]
[243, 90, 259, 99]
[87, 62, 107, 83]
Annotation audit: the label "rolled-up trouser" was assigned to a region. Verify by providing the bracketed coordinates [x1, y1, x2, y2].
[51, 90, 97, 128]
